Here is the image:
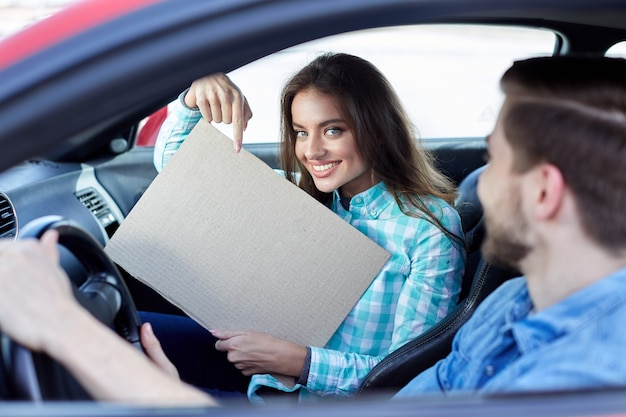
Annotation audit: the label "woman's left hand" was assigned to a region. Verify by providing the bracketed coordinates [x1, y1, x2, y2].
[212, 330, 307, 377]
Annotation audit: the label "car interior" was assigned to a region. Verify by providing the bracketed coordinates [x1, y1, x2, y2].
[1, 0, 626, 407]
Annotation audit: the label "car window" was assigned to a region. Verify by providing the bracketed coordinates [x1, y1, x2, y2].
[136, 24, 555, 146]
[217, 24, 555, 144]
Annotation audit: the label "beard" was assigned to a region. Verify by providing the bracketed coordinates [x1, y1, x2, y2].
[481, 190, 531, 272]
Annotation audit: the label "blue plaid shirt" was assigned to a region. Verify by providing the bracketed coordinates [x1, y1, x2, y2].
[154, 94, 467, 402]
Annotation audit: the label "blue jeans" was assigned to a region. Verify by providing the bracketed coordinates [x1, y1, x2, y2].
[138, 312, 250, 399]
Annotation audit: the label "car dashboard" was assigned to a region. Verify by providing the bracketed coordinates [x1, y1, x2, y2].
[0, 147, 158, 286]
[1, 161, 116, 243]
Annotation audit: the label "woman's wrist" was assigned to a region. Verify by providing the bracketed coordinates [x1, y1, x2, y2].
[275, 342, 308, 377]
[296, 347, 312, 386]
[180, 88, 199, 110]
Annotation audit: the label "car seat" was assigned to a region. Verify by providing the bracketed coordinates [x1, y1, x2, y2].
[356, 165, 519, 397]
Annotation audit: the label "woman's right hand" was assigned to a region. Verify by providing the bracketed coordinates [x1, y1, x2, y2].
[184, 73, 253, 152]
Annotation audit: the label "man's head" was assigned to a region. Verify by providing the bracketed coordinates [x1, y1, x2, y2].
[479, 56, 626, 270]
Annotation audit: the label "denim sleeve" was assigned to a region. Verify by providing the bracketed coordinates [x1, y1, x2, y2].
[394, 362, 446, 398]
[396, 278, 527, 398]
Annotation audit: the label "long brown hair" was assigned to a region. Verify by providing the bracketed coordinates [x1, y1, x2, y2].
[279, 52, 460, 242]
[501, 56, 626, 250]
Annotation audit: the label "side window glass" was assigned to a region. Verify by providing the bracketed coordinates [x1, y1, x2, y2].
[136, 24, 556, 147]
[222, 25, 555, 143]
[136, 107, 168, 147]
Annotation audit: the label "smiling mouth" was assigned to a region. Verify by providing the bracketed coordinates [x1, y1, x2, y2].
[312, 162, 340, 172]
[310, 161, 340, 179]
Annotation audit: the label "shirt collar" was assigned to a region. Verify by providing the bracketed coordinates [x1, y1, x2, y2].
[332, 182, 393, 219]
[511, 266, 626, 353]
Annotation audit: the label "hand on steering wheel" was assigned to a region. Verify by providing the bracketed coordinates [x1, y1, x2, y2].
[1, 216, 142, 401]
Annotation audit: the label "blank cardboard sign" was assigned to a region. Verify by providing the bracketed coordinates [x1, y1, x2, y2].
[105, 120, 390, 348]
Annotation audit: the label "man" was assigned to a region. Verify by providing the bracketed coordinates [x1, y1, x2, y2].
[397, 55, 626, 396]
[1, 55, 626, 405]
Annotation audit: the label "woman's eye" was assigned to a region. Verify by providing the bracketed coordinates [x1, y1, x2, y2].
[326, 127, 342, 136]
[295, 130, 307, 138]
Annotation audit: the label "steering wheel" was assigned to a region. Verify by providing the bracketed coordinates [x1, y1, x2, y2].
[1, 216, 143, 401]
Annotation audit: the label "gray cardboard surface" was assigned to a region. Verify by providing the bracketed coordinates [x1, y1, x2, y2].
[105, 120, 390, 348]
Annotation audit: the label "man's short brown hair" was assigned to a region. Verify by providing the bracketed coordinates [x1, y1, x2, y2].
[500, 56, 626, 249]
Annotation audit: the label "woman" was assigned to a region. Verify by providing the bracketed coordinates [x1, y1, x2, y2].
[151, 53, 466, 402]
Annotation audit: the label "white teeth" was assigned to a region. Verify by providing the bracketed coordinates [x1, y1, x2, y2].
[312, 162, 339, 171]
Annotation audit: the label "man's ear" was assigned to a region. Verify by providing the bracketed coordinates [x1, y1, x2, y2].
[534, 163, 565, 220]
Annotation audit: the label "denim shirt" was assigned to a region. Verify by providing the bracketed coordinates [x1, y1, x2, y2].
[396, 267, 626, 398]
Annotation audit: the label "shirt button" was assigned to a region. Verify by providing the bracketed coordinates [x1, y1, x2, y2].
[370, 210, 377, 216]
[354, 197, 363, 204]
[485, 365, 495, 376]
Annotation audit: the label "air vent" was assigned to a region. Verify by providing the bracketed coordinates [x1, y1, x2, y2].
[75, 188, 119, 237]
[0, 193, 16, 239]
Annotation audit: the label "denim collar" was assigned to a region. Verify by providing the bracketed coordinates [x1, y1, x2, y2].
[510, 266, 626, 353]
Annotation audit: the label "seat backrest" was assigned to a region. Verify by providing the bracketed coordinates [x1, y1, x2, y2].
[356, 165, 519, 397]
[455, 165, 487, 300]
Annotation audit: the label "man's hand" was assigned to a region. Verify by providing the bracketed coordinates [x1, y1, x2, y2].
[0, 230, 81, 352]
[185, 73, 253, 153]
[212, 330, 307, 378]
[0, 231, 217, 406]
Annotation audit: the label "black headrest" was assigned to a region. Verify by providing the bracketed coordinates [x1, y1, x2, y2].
[454, 165, 486, 253]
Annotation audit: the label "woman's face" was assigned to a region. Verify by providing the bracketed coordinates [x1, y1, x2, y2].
[292, 89, 373, 198]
